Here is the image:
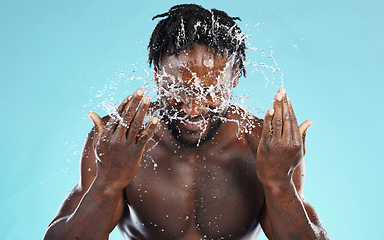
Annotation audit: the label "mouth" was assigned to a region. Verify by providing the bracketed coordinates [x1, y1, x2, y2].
[164, 109, 227, 148]
[162, 105, 227, 133]
[180, 117, 207, 131]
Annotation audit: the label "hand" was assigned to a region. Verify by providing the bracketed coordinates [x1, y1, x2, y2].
[256, 88, 311, 189]
[88, 88, 159, 190]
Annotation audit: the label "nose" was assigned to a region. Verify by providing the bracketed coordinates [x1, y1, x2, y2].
[181, 98, 208, 117]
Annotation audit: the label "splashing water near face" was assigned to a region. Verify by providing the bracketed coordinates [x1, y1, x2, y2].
[153, 43, 239, 147]
[89, 20, 284, 149]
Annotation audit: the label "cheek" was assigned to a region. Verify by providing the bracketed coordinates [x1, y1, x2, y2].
[205, 96, 227, 110]
[207, 89, 231, 107]
[161, 96, 181, 109]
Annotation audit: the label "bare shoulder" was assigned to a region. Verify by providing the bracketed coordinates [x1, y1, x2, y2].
[225, 104, 264, 151]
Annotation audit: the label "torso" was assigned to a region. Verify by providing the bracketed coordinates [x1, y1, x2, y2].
[118, 106, 265, 239]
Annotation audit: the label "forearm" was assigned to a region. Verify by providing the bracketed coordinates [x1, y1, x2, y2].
[263, 180, 329, 240]
[44, 178, 123, 240]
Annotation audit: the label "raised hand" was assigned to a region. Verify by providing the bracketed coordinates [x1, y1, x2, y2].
[256, 88, 312, 190]
[88, 88, 159, 190]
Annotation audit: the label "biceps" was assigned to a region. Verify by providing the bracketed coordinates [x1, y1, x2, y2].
[49, 184, 87, 225]
[50, 130, 98, 225]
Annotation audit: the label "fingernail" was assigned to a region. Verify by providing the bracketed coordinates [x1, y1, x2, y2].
[276, 93, 282, 101]
[127, 95, 132, 101]
[280, 88, 286, 95]
[137, 88, 144, 96]
[143, 96, 150, 104]
[268, 109, 274, 115]
[152, 117, 159, 124]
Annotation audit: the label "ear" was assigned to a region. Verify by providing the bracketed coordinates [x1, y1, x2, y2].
[232, 65, 240, 88]
[153, 66, 159, 84]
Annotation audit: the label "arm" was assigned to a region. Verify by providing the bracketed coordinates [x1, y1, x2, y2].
[44, 89, 158, 240]
[257, 88, 330, 240]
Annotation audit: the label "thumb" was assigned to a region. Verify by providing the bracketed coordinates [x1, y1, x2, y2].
[88, 111, 105, 143]
[299, 120, 312, 136]
[299, 120, 312, 155]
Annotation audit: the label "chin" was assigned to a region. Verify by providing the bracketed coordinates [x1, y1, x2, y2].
[167, 119, 222, 148]
[177, 130, 208, 148]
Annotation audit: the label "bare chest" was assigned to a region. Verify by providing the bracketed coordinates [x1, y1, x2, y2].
[121, 141, 264, 239]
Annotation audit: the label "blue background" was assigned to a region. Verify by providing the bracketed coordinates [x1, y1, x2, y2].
[1, 0, 383, 239]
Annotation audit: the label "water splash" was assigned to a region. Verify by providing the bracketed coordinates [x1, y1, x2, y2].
[87, 19, 284, 151]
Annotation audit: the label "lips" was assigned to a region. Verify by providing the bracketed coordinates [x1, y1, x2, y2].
[180, 118, 207, 131]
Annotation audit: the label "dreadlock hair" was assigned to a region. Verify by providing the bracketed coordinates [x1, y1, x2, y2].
[148, 4, 246, 77]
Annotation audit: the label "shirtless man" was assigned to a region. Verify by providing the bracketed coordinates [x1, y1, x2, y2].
[44, 4, 330, 240]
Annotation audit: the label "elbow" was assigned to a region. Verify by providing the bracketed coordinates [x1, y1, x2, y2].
[43, 226, 61, 240]
[319, 233, 331, 240]
[314, 225, 331, 240]
[43, 219, 69, 240]
[44, 226, 78, 240]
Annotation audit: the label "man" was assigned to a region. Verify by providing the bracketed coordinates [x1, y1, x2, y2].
[45, 4, 330, 240]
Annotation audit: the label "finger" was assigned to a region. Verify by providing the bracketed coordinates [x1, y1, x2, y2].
[107, 95, 133, 136]
[112, 94, 136, 139]
[137, 117, 159, 148]
[114, 88, 144, 140]
[299, 120, 312, 155]
[261, 108, 274, 143]
[100, 116, 118, 142]
[299, 120, 312, 136]
[286, 97, 301, 145]
[281, 89, 292, 143]
[88, 111, 105, 143]
[272, 92, 283, 141]
[116, 94, 133, 114]
[126, 96, 151, 144]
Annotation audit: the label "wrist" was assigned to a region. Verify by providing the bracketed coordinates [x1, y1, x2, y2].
[92, 174, 126, 196]
[262, 177, 296, 198]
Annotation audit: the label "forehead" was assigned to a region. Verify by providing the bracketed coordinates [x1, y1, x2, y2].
[162, 44, 230, 68]
[159, 44, 233, 86]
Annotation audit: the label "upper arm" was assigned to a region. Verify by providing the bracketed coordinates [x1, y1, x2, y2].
[49, 124, 125, 229]
[49, 129, 98, 225]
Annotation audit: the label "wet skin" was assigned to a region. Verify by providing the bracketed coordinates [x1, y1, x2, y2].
[44, 44, 329, 240]
[119, 104, 265, 239]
